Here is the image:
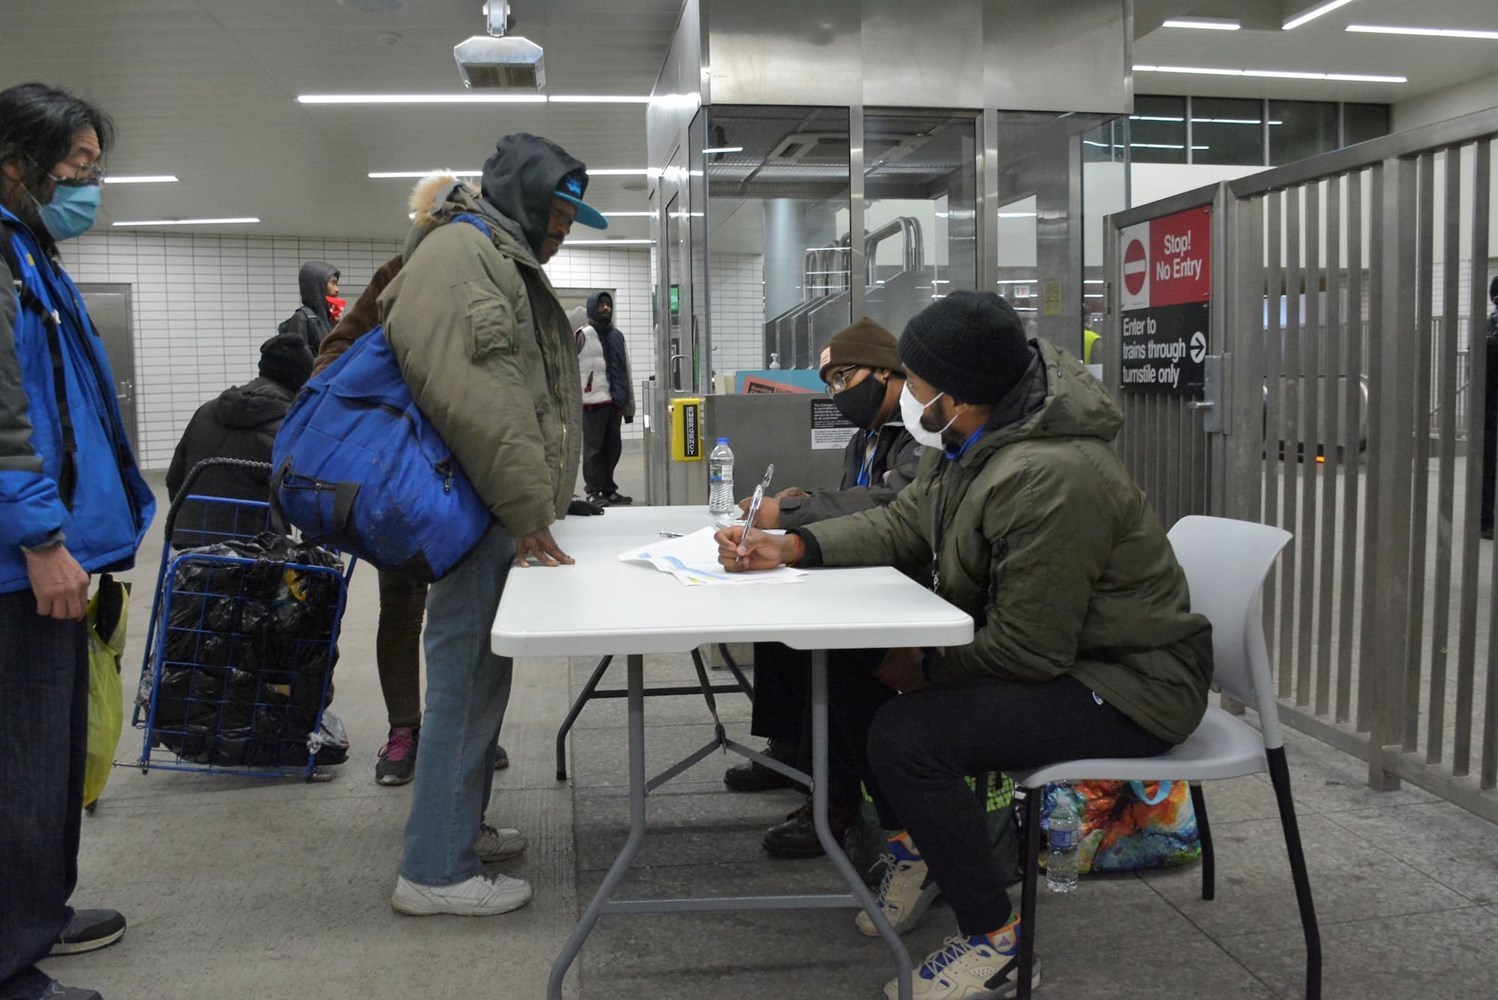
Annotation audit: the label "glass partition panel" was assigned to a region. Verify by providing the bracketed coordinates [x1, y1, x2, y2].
[703, 106, 851, 374]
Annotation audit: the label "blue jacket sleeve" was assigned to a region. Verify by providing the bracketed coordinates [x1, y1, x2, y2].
[0, 257, 68, 549]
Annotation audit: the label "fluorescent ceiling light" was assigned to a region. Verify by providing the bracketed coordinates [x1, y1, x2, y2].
[701, 146, 744, 154]
[1134, 64, 1405, 83]
[112, 217, 259, 227]
[1283, 0, 1359, 31]
[1130, 115, 1284, 124]
[996, 279, 1038, 284]
[1347, 24, 1498, 41]
[1162, 18, 1240, 31]
[562, 239, 653, 246]
[998, 211, 1038, 218]
[369, 168, 644, 179]
[298, 93, 649, 105]
[103, 175, 178, 184]
[602, 211, 654, 217]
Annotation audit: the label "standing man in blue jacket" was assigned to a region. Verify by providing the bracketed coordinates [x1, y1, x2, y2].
[577, 290, 634, 506]
[0, 82, 155, 1000]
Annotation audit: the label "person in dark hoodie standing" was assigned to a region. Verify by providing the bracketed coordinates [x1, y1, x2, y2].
[715, 292, 1212, 999]
[379, 134, 602, 917]
[278, 260, 340, 354]
[578, 290, 634, 505]
[165, 333, 313, 542]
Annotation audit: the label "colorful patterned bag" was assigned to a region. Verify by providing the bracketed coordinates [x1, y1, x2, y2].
[1041, 780, 1200, 874]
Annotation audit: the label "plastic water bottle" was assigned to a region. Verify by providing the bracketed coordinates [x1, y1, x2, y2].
[708, 437, 735, 515]
[1046, 784, 1081, 893]
[768, 352, 781, 370]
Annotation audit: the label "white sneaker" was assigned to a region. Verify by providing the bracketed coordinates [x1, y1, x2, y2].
[855, 850, 941, 937]
[475, 823, 527, 863]
[883, 930, 1041, 1000]
[390, 873, 532, 916]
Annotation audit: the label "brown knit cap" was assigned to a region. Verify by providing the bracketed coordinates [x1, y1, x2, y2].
[817, 317, 904, 382]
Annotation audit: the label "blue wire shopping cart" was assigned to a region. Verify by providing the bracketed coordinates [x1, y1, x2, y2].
[130, 458, 357, 780]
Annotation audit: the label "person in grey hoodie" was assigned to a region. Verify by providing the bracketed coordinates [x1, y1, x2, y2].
[277, 260, 340, 353]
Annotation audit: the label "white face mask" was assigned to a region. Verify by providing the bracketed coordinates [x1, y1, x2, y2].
[899, 384, 957, 448]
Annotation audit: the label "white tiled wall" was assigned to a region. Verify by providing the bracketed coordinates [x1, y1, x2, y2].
[709, 252, 767, 377]
[61, 232, 655, 468]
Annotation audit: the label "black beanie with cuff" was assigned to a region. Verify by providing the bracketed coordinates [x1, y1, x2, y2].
[897, 291, 1031, 404]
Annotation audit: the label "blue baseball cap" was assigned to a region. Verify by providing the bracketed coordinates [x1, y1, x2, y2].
[554, 172, 608, 230]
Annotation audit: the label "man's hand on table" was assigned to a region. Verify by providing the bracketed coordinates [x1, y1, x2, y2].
[874, 647, 929, 693]
[714, 525, 801, 572]
[513, 526, 575, 567]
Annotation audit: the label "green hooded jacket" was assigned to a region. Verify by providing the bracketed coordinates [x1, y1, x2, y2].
[800, 339, 1213, 744]
[378, 175, 582, 539]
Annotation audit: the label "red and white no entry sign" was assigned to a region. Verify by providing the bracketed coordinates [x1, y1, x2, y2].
[1123, 238, 1148, 296]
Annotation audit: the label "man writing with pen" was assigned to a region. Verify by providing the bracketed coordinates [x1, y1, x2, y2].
[715, 292, 1212, 1000]
[721, 319, 921, 861]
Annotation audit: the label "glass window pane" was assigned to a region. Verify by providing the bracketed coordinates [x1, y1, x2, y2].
[1270, 100, 1338, 165]
[860, 111, 979, 335]
[704, 107, 851, 374]
[1344, 104, 1391, 147]
[1130, 95, 1187, 164]
[1192, 97, 1265, 166]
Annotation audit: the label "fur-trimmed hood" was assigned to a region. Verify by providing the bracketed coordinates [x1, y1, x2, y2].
[401, 171, 530, 263]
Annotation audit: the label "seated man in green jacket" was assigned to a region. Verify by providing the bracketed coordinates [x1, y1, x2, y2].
[716, 291, 1212, 1000]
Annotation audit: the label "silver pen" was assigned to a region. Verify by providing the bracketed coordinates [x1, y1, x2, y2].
[737, 463, 775, 555]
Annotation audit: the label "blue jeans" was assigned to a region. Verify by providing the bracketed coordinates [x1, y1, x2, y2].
[0, 589, 88, 1000]
[400, 524, 516, 885]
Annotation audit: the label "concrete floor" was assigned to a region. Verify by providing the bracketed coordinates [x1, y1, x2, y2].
[39, 449, 1498, 999]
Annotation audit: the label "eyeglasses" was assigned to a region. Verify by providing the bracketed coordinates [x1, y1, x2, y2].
[50, 160, 106, 187]
[824, 365, 863, 396]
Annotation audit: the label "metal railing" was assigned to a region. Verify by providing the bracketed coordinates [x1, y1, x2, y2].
[1107, 105, 1498, 821]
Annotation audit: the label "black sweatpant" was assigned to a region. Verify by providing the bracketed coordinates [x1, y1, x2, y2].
[866, 675, 1170, 936]
[582, 404, 623, 497]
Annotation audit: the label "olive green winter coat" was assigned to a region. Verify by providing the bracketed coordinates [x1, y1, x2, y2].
[379, 179, 582, 540]
[801, 339, 1213, 744]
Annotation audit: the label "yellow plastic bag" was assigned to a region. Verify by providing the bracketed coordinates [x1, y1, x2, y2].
[84, 574, 129, 808]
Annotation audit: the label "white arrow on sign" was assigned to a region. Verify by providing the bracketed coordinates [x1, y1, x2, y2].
[1189, 330, 1208, 363]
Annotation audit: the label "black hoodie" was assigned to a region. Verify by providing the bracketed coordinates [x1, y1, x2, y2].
[480, 133, 590, 257]
[278, 260, 339, 352]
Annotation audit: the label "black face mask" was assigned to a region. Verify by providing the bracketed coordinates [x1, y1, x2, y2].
[832, 374, 886, 429]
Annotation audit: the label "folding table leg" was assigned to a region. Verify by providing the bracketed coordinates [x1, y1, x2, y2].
[548, 654, 647, 999]
[555, 654, 614, 781]
[810, 650, 913, 1000]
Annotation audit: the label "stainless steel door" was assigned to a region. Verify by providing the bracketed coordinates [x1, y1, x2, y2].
[74, 283, 137, 454]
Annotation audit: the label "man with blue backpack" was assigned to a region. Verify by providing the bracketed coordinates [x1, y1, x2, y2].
[1, 82, 156, 1000]
[377, 133, 604, 917]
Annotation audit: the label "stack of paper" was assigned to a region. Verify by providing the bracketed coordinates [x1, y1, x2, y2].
[617, 527, 807, 586]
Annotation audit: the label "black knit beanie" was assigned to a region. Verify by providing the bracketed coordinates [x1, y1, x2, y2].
[897, 291, 1030, 404]
[259, 333, 315, 389]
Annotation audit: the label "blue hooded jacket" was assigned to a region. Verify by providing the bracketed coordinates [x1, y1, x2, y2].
[1, 206, 155, 594]
[586, 290, 634, 420]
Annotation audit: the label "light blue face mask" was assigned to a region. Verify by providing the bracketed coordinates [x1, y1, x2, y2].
[39, 181, 102, 241]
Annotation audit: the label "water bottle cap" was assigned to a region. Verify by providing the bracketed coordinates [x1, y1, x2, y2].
[716, 437, 729, 444]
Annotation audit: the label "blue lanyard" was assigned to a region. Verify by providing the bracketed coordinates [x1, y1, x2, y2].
[856, 431, 877, 487]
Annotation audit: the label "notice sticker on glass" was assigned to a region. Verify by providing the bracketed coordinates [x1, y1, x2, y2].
[810, 398, 858, 451]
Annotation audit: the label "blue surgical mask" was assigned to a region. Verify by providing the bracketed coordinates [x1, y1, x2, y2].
[39, 182, 102, 241]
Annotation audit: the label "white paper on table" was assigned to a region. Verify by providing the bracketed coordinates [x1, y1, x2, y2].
[617, 527, 807, 586]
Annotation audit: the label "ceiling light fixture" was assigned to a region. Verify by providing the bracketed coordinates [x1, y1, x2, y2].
[1283, 0, 1359, 32]
[1346, 24, 1498, 41]
[1162, 18, 1240, 31]
[562, 239, 654, 246]
[583, 168, 652, 176]
[369, 168, 644, 179]
[602, 211, 655, 217]
[700, 146, 744, 154]
[1134, 64, 1405, 83]
[103, 175, 179, 184]
[297, 93, 648, 105]
[998, 212, 1038, 218]
[112, 217, 259, 227]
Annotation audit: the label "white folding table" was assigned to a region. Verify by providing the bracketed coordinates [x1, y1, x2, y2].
[490, 505, 973, 1000]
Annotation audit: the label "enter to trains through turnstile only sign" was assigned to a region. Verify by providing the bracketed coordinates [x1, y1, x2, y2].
[1118, 205, 1210, 396]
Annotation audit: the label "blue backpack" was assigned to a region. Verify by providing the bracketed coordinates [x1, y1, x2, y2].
[270, 325, 490, 582]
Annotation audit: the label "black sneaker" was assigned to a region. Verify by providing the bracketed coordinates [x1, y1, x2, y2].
[723, 739, 804, 793]
[605, 492, 633, 505]
[49, 908, 125, 956]
[762, 798, 856, 859]
[587, 492, 613, 508]
[375, 727, 418, 786]
[494, 742, 510, 771]
[39, 983, 103, 1000]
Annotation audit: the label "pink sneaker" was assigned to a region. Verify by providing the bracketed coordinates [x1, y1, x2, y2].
[376, 727, 419, 786]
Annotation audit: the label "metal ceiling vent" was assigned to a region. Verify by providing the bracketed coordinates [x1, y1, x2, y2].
[454, 1, 544, 90]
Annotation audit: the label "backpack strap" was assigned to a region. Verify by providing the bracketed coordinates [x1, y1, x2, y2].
[450, 212, 492, 239]
[2, 222, 79, 508]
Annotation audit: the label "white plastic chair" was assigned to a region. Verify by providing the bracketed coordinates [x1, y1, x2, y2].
[1009, 516, 1321, 1000]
